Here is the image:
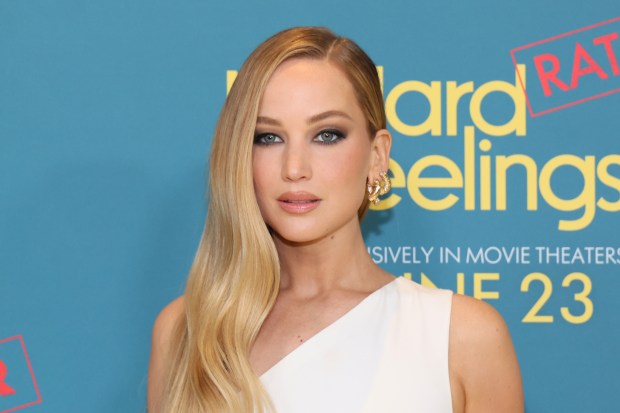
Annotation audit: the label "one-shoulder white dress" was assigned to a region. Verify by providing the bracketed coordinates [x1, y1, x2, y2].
[260, 276, 454, 413]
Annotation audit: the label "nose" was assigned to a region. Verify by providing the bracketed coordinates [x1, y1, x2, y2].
[282, 140, 312, 181]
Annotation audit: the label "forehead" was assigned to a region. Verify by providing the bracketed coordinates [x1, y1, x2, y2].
[258, 58, 363, 119]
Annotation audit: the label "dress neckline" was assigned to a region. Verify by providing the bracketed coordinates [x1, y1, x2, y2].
[259, 276, 399, 378]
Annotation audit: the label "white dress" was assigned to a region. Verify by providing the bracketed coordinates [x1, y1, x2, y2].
[260, 277, 454, 413]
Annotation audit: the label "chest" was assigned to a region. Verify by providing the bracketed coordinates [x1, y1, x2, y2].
[257, 286, 455, 412]
[250, 293, 365, 376]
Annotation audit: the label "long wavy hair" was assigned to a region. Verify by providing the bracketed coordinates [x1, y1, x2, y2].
[159, 26, 387, 412]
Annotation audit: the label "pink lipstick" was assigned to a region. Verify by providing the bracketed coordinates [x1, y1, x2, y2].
[277, 192, 321, 214]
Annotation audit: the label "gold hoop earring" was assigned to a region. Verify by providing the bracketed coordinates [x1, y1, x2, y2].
[367, 171, 391, 205]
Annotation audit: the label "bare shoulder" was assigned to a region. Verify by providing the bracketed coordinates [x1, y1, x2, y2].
[449, 294, 524, 413]
[152, 295, 185, 343]
[147, 295, 185, 413]
[451, 294, 508, 341]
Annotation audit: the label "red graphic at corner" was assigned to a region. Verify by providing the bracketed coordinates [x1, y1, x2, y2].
[0, 335, 42, 413]
[0, 360, 16, 397]
[511, 16, 620, 116]
[532, 32, 619, 96]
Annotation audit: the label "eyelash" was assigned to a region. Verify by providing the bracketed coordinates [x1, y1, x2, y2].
[253, 129, 346, 146]
[315, 129, 346, 145]
[253, 133, 281, 145]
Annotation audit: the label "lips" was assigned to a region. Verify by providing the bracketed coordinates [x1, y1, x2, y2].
[277, 192, 321, 213]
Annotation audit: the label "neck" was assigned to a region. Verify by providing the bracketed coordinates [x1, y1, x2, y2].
[272, 218, 387, 298]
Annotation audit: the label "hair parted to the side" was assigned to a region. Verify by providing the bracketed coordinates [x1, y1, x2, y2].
[158, 26, 386, 413]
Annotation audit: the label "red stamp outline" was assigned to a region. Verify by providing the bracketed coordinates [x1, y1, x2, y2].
[0, 335, 42, 413]
[510, 16, 620, 117]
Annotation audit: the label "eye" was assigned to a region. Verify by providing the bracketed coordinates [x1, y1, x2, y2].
[254, 133, 282, 145]
[314, 129, 345, 144]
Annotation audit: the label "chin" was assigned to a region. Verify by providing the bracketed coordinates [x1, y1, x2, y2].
[271, 226, 327, 245]
[270, 215, 359, 246]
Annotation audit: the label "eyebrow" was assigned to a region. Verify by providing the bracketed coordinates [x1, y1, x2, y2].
[256, 110, 353, 126]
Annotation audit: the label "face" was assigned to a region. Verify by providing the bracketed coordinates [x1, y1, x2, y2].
[252, 58, 385, 245]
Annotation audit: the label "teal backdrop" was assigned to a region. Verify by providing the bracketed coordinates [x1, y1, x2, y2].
[1, 1, 618, 412]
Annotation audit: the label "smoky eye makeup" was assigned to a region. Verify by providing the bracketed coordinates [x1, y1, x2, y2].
[314, 128, 346, 145]
[253, 132, 282, 145]
[253, 127, 348, 146]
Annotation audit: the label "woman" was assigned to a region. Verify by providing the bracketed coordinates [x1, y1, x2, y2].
[147, 27, 523, 413]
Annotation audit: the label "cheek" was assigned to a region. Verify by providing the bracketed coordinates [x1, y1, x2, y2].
[323, 143, 371, 184]
[252, 152, 271, 204]
[252, 148, 285, 227]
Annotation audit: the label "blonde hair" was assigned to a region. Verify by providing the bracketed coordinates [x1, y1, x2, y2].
[159, 26, 386, 412]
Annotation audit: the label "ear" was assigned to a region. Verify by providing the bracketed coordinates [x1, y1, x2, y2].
[368, 129, 392, 182]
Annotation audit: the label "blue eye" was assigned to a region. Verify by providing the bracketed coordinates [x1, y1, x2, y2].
[254, 133, 282, 145]
[315, 130, 345, 144]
